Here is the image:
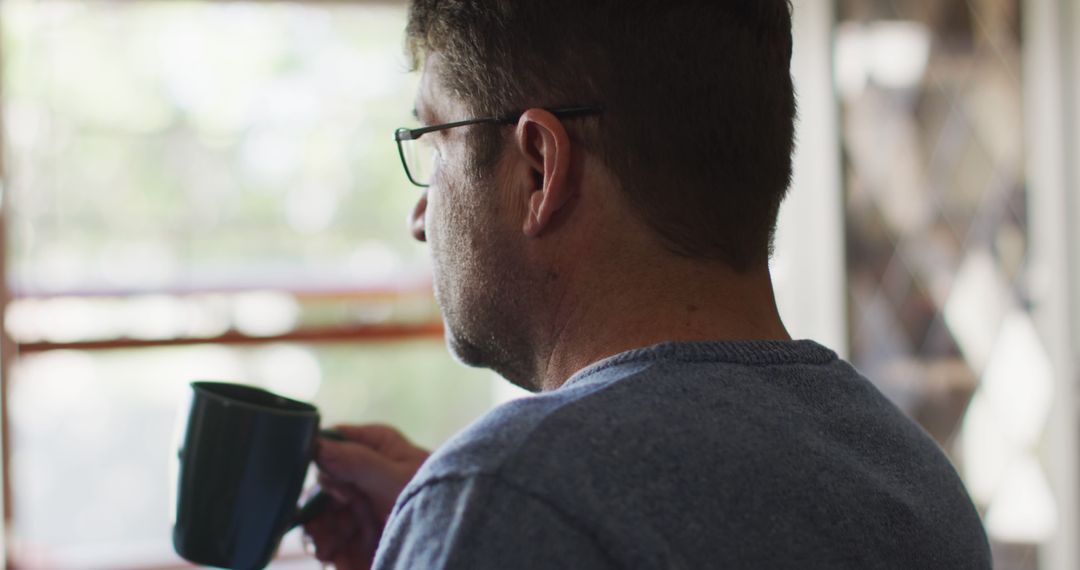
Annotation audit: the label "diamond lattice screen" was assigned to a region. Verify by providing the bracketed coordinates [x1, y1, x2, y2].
[837, 1, 1053, 567]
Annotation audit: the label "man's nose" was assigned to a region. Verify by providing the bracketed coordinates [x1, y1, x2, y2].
[408, 190, 428, 242]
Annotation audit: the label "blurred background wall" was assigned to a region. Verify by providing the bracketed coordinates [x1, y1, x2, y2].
[0, 0, 1075, 568]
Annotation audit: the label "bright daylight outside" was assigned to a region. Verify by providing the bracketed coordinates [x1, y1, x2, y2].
[1, 2, 502, 568]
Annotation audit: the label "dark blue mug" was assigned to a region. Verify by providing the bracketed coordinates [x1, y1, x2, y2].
[172, 381, 333, 570]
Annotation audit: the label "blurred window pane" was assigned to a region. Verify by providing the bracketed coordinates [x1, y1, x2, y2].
[4, 0, 425, 294]
[836, 1, 1047, 568]
[10, 342, 496, 568]
[0, 1, 505, 569]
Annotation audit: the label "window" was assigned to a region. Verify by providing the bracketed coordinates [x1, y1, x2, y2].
[1, 2, 508, 568]
[836, 1, 1055, 568]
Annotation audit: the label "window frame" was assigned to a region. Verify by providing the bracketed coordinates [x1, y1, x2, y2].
[0, 1, 438, 568]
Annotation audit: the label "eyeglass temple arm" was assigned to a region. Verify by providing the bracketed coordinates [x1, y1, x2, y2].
[396, 105, 603, 142]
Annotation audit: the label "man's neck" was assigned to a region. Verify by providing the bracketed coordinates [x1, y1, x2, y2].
[532, 256, 791, 392]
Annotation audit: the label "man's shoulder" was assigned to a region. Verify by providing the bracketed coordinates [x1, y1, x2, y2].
[406, 369, 634, 487]
[406, 340, 857, 492]
[393, 341, 991, 567]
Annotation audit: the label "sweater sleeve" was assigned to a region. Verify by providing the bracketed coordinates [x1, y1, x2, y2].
[373, 474, 617, 570]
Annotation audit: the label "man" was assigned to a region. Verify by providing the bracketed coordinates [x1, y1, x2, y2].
[305, 0, 991, 568]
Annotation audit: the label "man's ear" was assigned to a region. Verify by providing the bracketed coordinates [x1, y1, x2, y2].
[513, 109, 573, 237]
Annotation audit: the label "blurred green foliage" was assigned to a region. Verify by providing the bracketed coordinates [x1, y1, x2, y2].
[3, 2, 506, 564]
[4, 1, 426, 292]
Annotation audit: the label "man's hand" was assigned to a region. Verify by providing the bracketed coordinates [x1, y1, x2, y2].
[303, 424, 430, 569]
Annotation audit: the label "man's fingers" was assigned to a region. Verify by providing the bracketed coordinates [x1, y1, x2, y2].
[352, 493, 385, 554]
[303, 505, 348, 562]
[317, 438, 406, 493]
[317, 473, 359, 503]
[332, 501, 378, 570]
[304, 448, 389, 570]
[305, 425, 417, 569]
[327, 506, 370, 570]
[328, 424, 413, 453]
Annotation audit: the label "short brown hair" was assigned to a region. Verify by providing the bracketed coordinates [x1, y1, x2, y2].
[407, 0, 796, 271]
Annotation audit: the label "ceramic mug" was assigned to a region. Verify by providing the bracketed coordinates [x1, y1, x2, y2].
[172, 381, 335, 570]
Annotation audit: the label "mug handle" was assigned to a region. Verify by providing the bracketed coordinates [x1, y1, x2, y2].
[290, 429, 346, 529]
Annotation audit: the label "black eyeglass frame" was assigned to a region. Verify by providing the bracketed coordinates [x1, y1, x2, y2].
[394, 105, 603, 188]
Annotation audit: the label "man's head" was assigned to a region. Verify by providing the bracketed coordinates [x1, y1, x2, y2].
[404, 1, 796, 388]
[406, 0, 796, 269]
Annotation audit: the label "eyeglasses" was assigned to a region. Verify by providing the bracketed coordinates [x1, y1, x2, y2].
[394, 105, 603, 188]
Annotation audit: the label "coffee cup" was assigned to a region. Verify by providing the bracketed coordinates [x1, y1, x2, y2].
[171, 381, 335, 570]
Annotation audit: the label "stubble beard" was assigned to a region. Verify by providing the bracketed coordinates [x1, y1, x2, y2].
[430, 175, 541, 392]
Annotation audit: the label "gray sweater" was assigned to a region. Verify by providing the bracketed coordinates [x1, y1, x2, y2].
[374, 340, 991, 569]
